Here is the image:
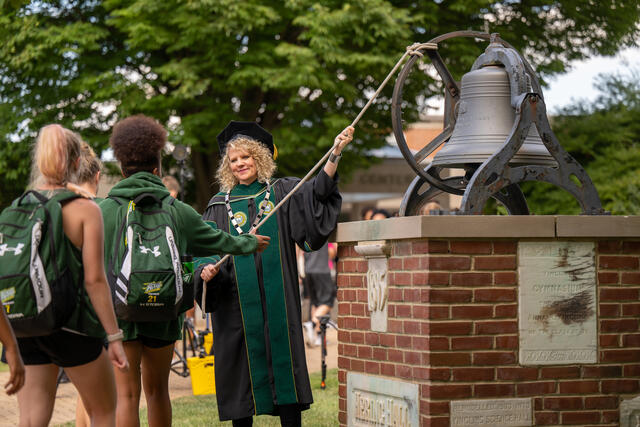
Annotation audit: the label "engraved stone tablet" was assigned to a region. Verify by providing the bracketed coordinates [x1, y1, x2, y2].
[347, 372, 419, 427]
[450, 398, 532, 426]
[355, 242, 391, 332]
[518, 241, 597, 365]
[620, 395, 640, 427]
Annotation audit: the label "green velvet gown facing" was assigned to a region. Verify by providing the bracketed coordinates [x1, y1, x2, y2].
[194, 170, 341, 421]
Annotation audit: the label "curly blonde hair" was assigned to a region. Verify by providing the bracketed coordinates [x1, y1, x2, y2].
[216, 137, 276, 192]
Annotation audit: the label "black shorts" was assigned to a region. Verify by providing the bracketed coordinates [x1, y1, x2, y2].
[10, 330, 104, 368]
[304, 272, 336, 307]
[128, 335, 175, 349]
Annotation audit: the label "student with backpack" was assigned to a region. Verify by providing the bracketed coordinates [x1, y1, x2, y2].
[0, 124, 128, 426]
[99, 114, 270, 427]
[73, 141, 103, 427]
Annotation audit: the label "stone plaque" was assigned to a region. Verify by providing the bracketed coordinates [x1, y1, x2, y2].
[518, 241, 597, 365]
[354, 242, 391, 332]
[450, 398, 532, 426]
[620, 396, 640, 427]
[347, 372, 419, 427]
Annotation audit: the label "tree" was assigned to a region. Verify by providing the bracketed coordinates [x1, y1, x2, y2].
[1, 0, 639, 210]
[523, 68, 640, 215]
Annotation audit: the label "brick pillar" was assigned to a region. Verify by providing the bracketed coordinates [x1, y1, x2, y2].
[335, 216, 640, 426]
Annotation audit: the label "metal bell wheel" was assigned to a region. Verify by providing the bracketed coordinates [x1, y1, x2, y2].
[392, 31, 605, 216]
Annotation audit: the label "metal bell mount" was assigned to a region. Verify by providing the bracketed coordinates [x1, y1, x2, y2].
[392, 31, 604, 215]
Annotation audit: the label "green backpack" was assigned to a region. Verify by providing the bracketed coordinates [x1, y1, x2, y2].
[107, 193, 190, 322]
[0, 190, 81, 337]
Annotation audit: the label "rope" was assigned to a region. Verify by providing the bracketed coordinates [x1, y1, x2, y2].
[201, 41, 438, 313]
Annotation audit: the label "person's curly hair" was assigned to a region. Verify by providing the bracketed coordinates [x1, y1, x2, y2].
[110, 115, 166, 176]
[216, 137, 277, 192]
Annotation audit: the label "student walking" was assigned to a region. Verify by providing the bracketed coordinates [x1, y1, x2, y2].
[1, 124, 128, 426]
[99, 115, 269, 427]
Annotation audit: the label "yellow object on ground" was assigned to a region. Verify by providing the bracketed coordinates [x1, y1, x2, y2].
[203, 332, 213, 355]
[187, 355, 216, 395]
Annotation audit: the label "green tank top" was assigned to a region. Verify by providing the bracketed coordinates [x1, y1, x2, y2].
[42, 189, 104, 338]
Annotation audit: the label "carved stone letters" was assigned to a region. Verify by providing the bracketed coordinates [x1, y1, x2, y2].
[355, 241, 391, 332]
[518, 241, 597, 365]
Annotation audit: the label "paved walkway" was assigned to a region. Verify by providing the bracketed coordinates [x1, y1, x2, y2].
[0, 328, 337, 426]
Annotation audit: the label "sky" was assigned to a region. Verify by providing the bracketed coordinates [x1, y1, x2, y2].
[544, 46, 640, 113]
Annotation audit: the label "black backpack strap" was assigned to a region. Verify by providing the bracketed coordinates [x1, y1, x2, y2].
[17, 190, 49, 206]
[132, 192, 163, 206]
[49, 190, 84, 205]
[107, 195, 125, 206]
[108, 193, 174, 206]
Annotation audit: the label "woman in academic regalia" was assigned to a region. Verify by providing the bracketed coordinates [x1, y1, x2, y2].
[195, 121, 353, 427]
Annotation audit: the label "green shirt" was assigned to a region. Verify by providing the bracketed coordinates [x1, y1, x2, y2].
[99, 172, 258, 341]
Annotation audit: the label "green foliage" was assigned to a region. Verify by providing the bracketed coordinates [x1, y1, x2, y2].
[0, 138, 31, 208]
[523, 69, 640, 215]
[1, 1, 639, 209]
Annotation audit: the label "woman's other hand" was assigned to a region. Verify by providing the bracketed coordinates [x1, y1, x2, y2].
[200, 263, 221, 282]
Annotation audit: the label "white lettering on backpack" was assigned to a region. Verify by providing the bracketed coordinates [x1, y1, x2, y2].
[30, 220, 51, 313]
[140, 245, 161, 257]
[0, 243, 24, 256]
[165, 227, 183, 304]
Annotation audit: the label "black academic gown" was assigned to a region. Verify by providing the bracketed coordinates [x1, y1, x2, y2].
[194, 170, 341, 421]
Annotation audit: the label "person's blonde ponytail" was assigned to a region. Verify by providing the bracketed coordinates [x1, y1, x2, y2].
[30, 124, 83, 189]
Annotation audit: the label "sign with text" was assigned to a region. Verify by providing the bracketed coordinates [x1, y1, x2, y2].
[518, 241, 597, 365]
[347, 373, 419, 427]
[450, 398, 532, 426]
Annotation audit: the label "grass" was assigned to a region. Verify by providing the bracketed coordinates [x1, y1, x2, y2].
[143, 369, 339, 426]
[60, 369, 339, 426]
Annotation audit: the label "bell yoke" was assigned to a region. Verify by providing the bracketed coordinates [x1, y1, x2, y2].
[392, 31, 604, 216]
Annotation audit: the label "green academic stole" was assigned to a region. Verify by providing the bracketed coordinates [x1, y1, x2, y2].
[229, 184, 297, 414]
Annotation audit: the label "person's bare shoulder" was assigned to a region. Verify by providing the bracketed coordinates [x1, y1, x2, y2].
[63, 197, 102, 220]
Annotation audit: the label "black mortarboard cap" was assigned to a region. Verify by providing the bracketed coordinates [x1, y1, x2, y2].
[216, 121, 274, 155]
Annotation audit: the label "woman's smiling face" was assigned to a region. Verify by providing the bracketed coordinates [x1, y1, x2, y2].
[228, 146, 258, 186]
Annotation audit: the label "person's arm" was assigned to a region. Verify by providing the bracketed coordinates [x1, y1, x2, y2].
[80, 203, 128, 371]
[323, 126, 354, 178]
[178, 202, 269, 256]
[0, 309, 24, 395]
[192, 214, 240, 313]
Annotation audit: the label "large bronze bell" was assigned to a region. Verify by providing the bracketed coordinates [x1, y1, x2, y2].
[431, 65, 556, 167]
[392, 31, 604, 215]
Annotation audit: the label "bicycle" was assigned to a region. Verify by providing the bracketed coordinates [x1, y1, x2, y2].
[170, 316, 211, 377]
